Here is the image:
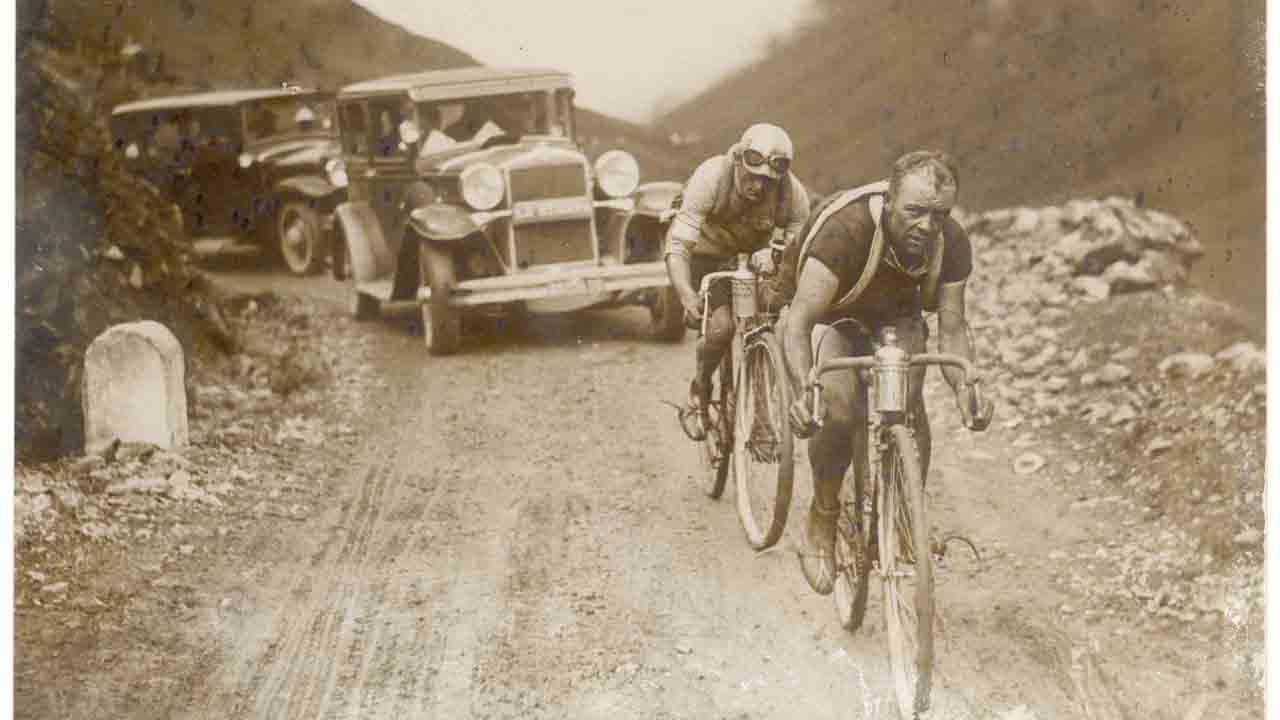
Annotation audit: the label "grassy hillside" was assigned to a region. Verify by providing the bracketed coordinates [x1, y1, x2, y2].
[39, 0, 477, 92]
[34, 0, 697, 180]
[659, 1, 1265, 322]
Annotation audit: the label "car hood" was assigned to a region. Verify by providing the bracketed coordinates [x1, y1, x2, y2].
[418, 138, 585, 175]
[250, 137, 341, 169]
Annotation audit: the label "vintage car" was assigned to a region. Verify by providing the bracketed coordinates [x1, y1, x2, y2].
[110, 87, 348, 275]
[330, 67, 686, 354]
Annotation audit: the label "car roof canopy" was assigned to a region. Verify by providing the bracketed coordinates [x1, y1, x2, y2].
[111, 88, 330, 116]
[339, 67, 573, 103]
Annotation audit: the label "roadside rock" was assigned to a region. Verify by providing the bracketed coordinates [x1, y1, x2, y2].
[1096, 363, 1132, 385]
[1157, 353, 1215, 379]
[106, 476, 169, 495]
[1072, 276, 1111, 302]
[1013, 452, 1047, 475]
[1216, 342, 1265, 374]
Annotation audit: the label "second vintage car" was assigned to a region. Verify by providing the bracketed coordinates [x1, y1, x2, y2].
[330, 66, 686, 354]
[110, 87, 348, 275]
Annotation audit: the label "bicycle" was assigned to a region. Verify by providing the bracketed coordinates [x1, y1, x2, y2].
[690, 252, 794, 550]
[803, 322, 980, 719]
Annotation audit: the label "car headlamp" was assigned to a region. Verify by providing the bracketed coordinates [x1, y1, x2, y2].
[325, 158, 349, 188]
[594, 150, 639, 198]
[399, 120, 422, 146]
[460, 163, 504, 211]
[237, 152, 255, 169]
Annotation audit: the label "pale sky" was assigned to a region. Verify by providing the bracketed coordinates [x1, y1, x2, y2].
[355, 0, 818, 123]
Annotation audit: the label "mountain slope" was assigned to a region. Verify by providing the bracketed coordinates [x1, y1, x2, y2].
[658, 1, 1265, 321]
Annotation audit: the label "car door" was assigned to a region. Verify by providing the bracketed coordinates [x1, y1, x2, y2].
[366, 96, 418, 262]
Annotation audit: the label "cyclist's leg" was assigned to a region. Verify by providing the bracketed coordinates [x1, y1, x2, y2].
[800, 324, 871, 593]
[694, 288, 733, 402]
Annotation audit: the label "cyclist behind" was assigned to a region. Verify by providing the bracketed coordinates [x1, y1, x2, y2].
[665, 123, 811, 440]
[783, 150, 993, 594]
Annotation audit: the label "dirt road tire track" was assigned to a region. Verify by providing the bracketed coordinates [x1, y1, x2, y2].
[146, 271, 1153, 718]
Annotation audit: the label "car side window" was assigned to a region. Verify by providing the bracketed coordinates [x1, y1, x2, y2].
[341, 102, 370, 156]
[370, 97, 413, 159]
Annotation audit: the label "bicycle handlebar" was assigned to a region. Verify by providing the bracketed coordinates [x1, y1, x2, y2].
[804, 352, 979, 429]
[806, 353, 976, 385]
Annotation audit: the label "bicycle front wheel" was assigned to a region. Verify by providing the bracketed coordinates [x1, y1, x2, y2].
[733, 331, 794, 550]
[880, 424, 934, 719]
[700, 354, 733, 499]
[833, 475, 872, 632]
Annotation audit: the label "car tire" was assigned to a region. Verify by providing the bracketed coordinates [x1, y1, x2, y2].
[276, 201, 324, 276]
[650, 286, 687, 342]
[419, 242, 462, 355]
[339, 234, 379, 321]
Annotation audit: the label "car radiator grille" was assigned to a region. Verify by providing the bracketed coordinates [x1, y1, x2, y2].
[508, 163, 587, 201]
[515, 220, 594, 268]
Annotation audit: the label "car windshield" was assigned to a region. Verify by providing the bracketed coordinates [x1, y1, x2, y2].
[242, 96, 336, 143]
[143, 107, 239, 164]
[416, 91, 571, 152]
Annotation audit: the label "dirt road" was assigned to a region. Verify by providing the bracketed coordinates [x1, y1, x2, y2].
[150, 267, 1092, 719]
[17, 267, 1230, 719]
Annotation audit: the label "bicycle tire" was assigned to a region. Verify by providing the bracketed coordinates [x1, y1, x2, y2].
[880, 424, 934, 719]
[732, 331, 794, 550]
[700, 354, 733, 499]
[833, 475, 872, 632]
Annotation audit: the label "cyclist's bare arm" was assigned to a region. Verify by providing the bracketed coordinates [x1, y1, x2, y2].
[664, 222, 700, 310]
[934, 280, 975, 392]
[936, 279, 993, 428]
[785, 258, 839, 402]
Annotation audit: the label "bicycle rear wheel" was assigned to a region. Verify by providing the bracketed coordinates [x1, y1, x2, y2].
[700, 355, 733, 499]
[733, 331, 794, 550]
[880, 424, 934, 719]
[833, 474, 872, 632]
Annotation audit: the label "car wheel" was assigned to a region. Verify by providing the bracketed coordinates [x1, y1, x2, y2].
[276, 201, 324, 276]
[650, 286, 687, 342]
[419, 242, 462, 355]
[348, 244, 376, 320]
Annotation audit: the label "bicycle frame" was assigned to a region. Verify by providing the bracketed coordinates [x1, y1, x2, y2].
[696, 253, 776, 384]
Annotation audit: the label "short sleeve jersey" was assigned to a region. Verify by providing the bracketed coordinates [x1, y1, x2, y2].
[802, 193, 972, 325]
[667, 155, 810, 259]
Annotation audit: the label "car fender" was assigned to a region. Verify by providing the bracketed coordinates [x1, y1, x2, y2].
[406, 203, 481, 242]
[632, 180, 682, 220]
[274, 175, 343, 202]
[334, 201, 394, 284]
[599, 206, 669, 264]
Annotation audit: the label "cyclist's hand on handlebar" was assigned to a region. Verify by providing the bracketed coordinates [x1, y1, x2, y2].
[682, 301, 703, 330]
[957, 382, 994, 432]
[750, 247, 777, 276]
[789, 394, 820, 439]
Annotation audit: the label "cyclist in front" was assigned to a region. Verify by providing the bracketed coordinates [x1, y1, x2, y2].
[665, 123, 811, 440]
[783, 150, 993, 595]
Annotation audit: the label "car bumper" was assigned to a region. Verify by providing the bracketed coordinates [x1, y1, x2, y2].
[417, 260, 670, 307]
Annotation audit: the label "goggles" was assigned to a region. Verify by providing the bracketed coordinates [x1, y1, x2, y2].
[741, 148, 791, 176]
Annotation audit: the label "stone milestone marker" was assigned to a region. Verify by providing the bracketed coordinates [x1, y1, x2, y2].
[83, 320, 188, 454]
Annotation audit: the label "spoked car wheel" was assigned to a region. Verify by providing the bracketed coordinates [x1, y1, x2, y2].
[880, 425, 934, 720]
[833, 478, 873, 632]
[277, 201, 324, 276]
[700, 357, 734, 499]
[732, 332, 794, 550]
[419, 242, 462, 356]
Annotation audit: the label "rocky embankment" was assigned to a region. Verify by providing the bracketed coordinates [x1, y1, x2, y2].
[14, 293, 378, 582]
[16, 31, 239, 460]
[957, 197, 1265, 701]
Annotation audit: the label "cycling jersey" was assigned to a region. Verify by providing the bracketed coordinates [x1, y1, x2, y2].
[666, 155, 810, 260]
[802, 191, 971, 327]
